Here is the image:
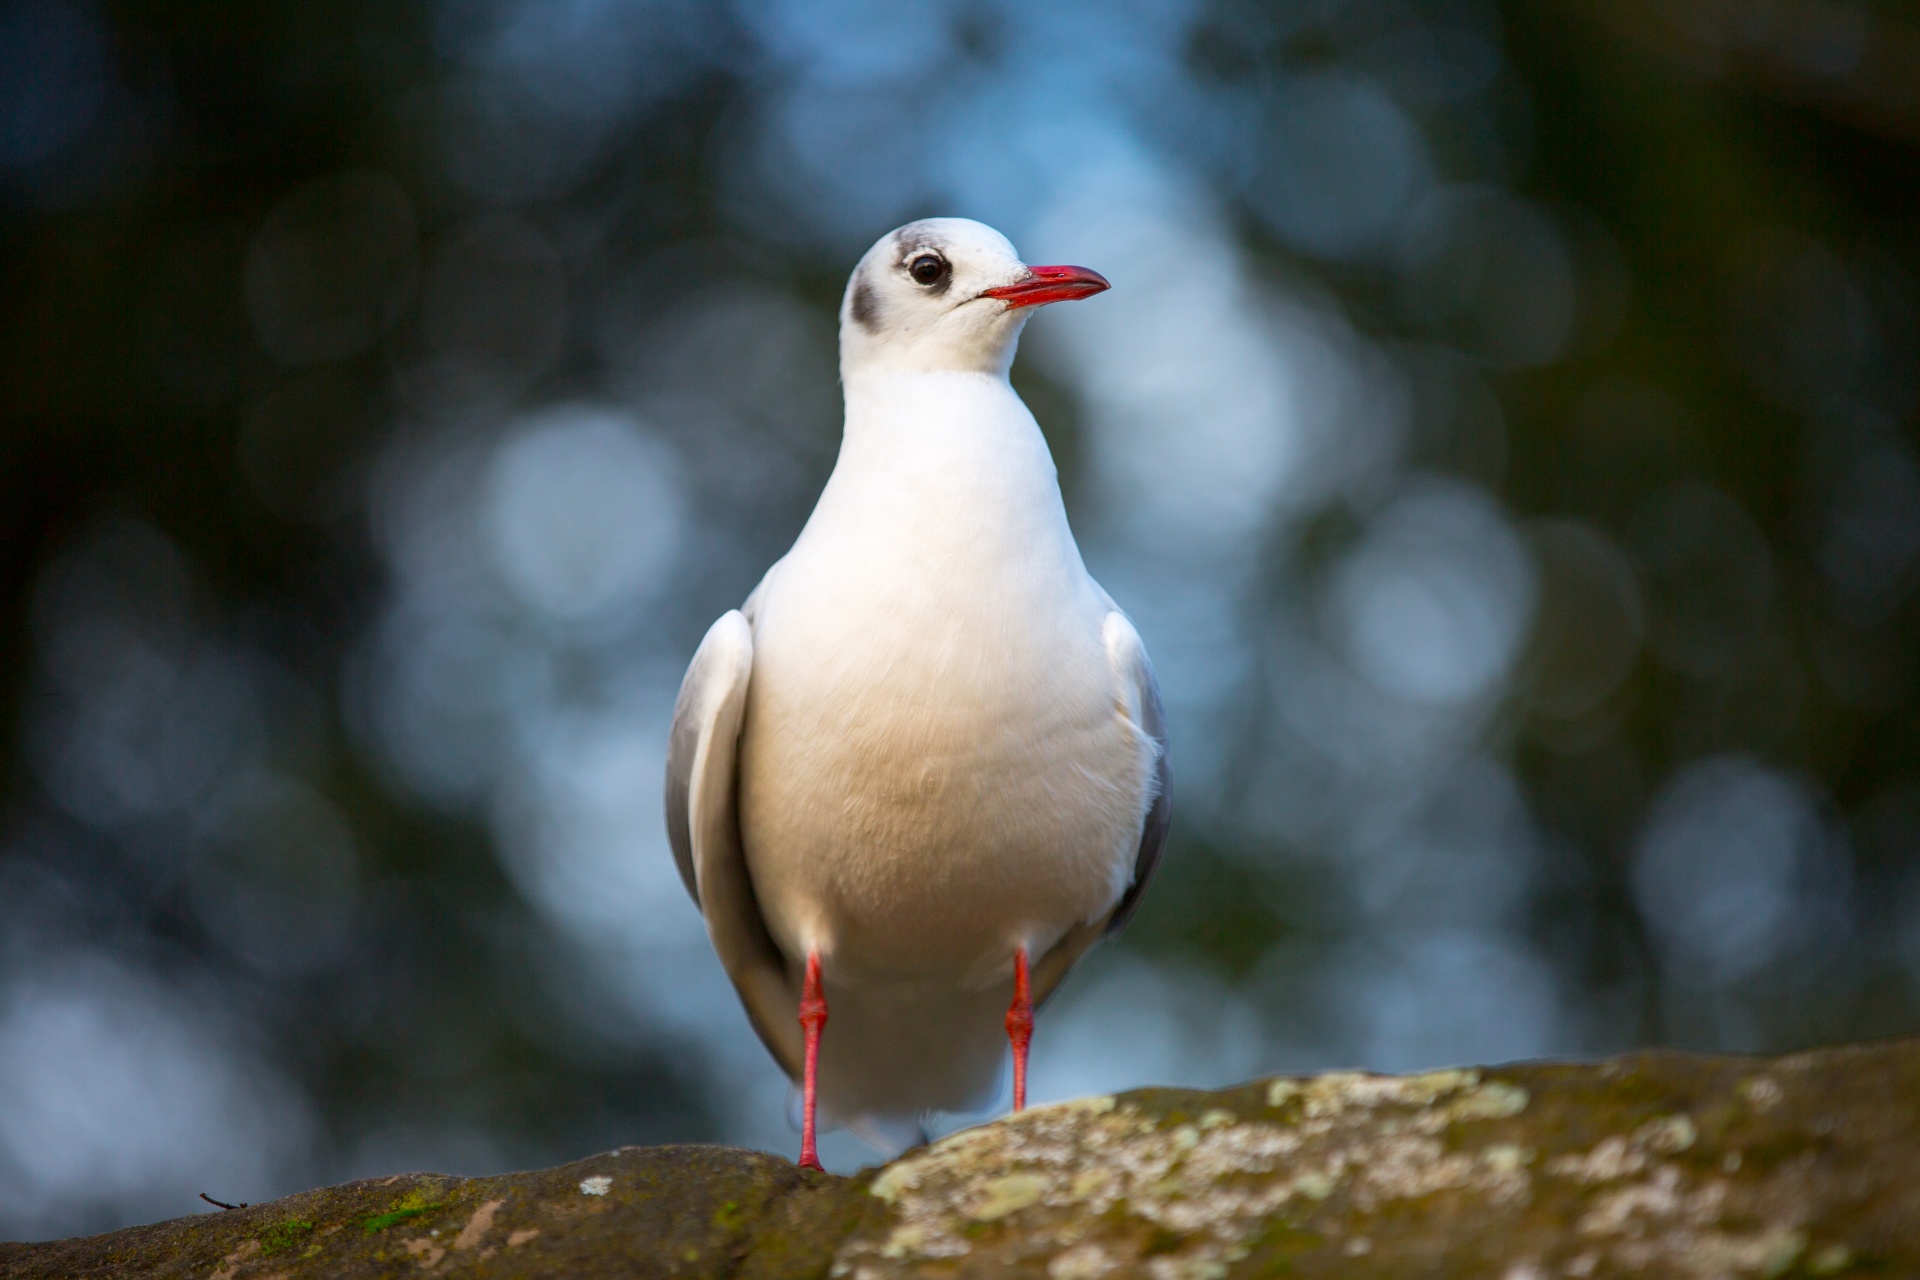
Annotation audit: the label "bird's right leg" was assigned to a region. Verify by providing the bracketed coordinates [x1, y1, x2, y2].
[1005, 947, 1033, 1112]
[798, 951, 828, 1171]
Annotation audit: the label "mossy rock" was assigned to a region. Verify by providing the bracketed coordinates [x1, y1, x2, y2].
[0, 1146, 878, 1280]
[7, 1038, 1920, 1278]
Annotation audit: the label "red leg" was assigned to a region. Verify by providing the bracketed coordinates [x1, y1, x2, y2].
[798, 951, 828, 1171]
[1005, 947, 1033, 1112]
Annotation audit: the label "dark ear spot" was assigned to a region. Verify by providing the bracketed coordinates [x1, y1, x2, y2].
[850, 276, 880, 333]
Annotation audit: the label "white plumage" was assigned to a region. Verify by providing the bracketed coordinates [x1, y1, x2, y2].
[665, 218, 1167, 1160]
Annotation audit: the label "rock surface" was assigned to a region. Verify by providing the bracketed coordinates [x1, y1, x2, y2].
[6, 1038, 1919, 1278]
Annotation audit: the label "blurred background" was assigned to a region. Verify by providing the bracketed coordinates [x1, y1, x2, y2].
[4, 0, 1920, 1240]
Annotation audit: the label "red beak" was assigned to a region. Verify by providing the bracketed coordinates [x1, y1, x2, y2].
[981, 264, 1111, 310]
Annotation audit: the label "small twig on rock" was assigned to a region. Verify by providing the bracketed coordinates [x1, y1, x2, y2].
[199, 1194, 247, 1211]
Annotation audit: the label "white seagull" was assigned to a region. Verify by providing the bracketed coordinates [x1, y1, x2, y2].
[665, 217, 1168, 1169]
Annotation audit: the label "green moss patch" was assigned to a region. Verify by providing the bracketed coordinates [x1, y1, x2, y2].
[361, 1202, 443, 1233]
[256, 1218, 314, 1255]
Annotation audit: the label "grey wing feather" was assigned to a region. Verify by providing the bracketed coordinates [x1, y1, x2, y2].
[1103, 613, 1169, 938]
[663, 611, 804, 1078]
[1030, 610, 1170, 1008]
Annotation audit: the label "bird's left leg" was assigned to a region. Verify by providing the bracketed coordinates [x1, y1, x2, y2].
[1005, 947, 1033, 1112]
[798, 951, 828, 1171]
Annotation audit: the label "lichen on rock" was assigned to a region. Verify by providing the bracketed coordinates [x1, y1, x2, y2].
[833, 1066, 1543, 1279]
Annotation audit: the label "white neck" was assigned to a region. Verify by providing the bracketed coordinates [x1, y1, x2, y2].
[838, 307, 1030, 380]
[838, 369, 1050, 482]
[792, 370, 1082, 583]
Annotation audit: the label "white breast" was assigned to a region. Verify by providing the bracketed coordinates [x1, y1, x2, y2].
[735, 371, 1146, 991]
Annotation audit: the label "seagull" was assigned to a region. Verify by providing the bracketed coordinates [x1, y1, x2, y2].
[665, 217, 1168, 1170]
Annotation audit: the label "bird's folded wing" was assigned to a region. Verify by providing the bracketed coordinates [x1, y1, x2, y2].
[1099, 609, 1170, 936]
[664, 611, 803, 1078]
[1032, 610, 1171, 1007]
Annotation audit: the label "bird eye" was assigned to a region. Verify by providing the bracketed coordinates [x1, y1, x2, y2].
[908, 253, 948, 286]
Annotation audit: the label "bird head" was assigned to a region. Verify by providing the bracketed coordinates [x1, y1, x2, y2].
[839, 218, 1109, 380]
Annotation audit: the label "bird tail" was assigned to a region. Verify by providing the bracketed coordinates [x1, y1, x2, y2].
[785, 1087, 931, 1159]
